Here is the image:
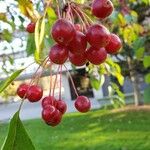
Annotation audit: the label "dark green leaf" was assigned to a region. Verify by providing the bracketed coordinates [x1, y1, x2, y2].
[1, 111, 35, 150]
[0, 69, 24, 93]
[26, 34, 36, 56]
[132, 37, 146, 50]
[8, 56, 14, 65]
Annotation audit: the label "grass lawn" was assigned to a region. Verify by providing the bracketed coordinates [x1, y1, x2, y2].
[0, 106, 150, 150]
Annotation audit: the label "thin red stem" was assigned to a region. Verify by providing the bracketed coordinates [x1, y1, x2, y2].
[59, 65, 62, 100]
[18, 57, 48, 111]
[49, 61, 53, 96]
[71, 6, 87, 32]
[36, 58, 49, 84]
[56, 0, 61, 19]
[65, 2, 73, 23]
[52, 65, 60, 97]
[76, 6, 93, 24]
[31, 57, 48, 82]
[64, 64, 79, 97]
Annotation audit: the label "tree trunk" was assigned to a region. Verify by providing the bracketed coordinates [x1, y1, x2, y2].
[127, 57, 144, 106]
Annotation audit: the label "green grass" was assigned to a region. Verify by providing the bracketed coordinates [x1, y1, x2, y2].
[1, 108, 150, 150]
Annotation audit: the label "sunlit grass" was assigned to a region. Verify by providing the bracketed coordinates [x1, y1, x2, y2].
[1, 108, 150, 150]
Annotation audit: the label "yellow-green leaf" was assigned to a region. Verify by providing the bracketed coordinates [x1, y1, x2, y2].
[0, 69, 24, 93]
[39, 16, 46, 46]
[34, 18, 40, 57]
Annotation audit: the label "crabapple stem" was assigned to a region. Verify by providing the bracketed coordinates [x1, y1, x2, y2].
[36, 58, 49, 84]
[65, 2, 73, 22]
[74, 7, 90, 26]
[64, 64, 79, 97]
[77, 6, 94, 24]
[71, 6, 87, 32]
[31, 57, 48, 82]
[18, 57, 49, 112]
[67, 3, 74, 24]
[52, 65, 61, 97]
[59, 65, 62, 100]
[49, 61, 53, 96]
[75, 7, 93, 25]
[56, 0, 61, 19]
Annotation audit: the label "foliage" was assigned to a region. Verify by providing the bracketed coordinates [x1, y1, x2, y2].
[109, 0, 150, 102]
[0, 69, 24, 93]
[1, 111, 35, 150]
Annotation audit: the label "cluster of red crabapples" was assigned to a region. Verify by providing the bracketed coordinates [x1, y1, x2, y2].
[19, 0, 122, 127]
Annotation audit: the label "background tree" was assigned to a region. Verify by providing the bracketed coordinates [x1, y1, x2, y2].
[109, 0, 150, 105]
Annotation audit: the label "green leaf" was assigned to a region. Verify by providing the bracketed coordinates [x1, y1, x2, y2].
[8, 56, 14, 65]
[106, 58, 124, 85]
[47, 7, 57, 26]
[143, 56, 150, 68]
[0, 69, 24, 93]
[17, 0, 38, 21]
[99, 64, 106, 74]
[144, 86, 150, 103]
[0, 13, 7, 22]
[111, 82, 125, 99]
[108, 82, 125, 108]
[2, 29, 12, 42]
[1, 111, 35, 150]
[34, 18, 40, 52]
[34, 16, 47, 64]
[39, 15, 46, 46]
[90, 75, 105, 90]
[132, 37, 146, 50]
[26, 34, 36, 56]
[135, 47, 145, 59]
[145, 73, 150, 84]
[34, 18, 42, 64]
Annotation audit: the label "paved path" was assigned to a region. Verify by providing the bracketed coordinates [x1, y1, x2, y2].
[0, 99, 101, 122]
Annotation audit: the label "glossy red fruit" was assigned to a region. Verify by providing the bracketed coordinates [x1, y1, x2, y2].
[86, 47, 107, 65]
[86, 24, 110, 48]
[51, 19, 75, 45]
[69, 52, 87, 66]
[42, 105, 57, 123]
[92, 0, 114, 19]
[48, 109, 62, 127]
[74, 24, 81, 31]
[68, 31, 87, 54]
[26, 22, 35, 33]
[49, 44, 69, 64]
[42, 105, 62, 127]
[74, 96, 91, 113]
[17, 83, 29, 98]
[105, 33, 122, 54]
[56, 100, 67, 114]
[27, 85, 43, 102]
[41, 96, 55, 109]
